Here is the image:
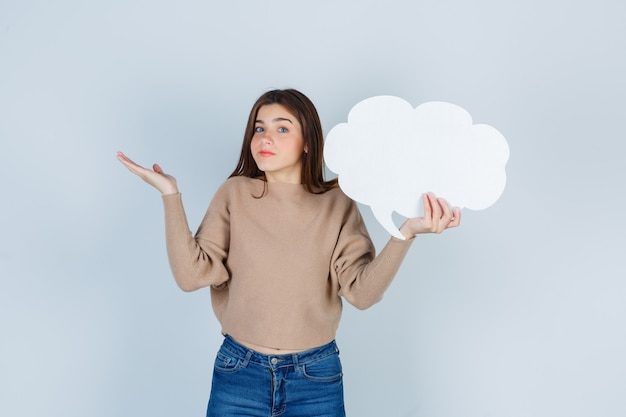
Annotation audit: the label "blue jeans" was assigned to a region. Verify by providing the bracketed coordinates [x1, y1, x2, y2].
[207, 335, 346, 417]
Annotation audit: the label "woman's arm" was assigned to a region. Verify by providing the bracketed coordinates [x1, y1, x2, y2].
[334, 192, 460, 309]
[117, 152, 230, 291]
[162, 193, 230, 292]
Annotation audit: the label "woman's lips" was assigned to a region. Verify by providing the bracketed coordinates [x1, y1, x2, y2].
[259, 150, 275, 157]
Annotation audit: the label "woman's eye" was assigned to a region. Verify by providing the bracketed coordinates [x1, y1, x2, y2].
[254, 126, 264, 133]
[278, 127, 288, 133]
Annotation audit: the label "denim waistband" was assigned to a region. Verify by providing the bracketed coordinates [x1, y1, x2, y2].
[220, 334, 339, 369]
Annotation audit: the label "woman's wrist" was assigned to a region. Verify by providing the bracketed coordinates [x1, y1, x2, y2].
[399, 223, 416, 240]
[160, 184, 179, 195]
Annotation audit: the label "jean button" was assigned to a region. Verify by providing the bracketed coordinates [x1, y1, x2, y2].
[271, 358, 278, 365]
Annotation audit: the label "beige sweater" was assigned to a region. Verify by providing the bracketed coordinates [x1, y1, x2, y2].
[162, 176, 414, 350]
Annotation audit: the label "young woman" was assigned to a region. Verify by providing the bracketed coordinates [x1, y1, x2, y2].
[117, 89, 460, 417]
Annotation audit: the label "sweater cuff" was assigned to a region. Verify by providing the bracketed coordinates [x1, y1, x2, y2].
[162, 192, 182, 205]
[382, 235, 414, 261]
[390, 235, 416, 245]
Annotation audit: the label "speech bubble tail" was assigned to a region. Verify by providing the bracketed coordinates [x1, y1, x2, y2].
[371, 206, 406, 240]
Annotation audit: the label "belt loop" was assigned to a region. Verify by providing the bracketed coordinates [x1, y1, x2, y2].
[241, 350, 253, 368]
[292, 352, 300, 373]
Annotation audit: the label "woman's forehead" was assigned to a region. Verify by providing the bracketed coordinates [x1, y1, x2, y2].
[256, 104, 300, 124]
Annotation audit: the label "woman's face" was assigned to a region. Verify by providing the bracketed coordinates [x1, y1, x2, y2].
[251, 104, 307, 183]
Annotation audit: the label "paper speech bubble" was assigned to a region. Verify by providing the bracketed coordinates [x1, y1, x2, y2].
[324, 96, 510, 239]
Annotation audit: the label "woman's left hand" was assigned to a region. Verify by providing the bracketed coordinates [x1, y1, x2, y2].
[399, 192, 461, 239]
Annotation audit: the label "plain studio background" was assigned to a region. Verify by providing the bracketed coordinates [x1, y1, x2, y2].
[1, 1, 625, 416]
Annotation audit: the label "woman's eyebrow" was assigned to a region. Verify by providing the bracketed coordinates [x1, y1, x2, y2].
[255, 117, 294, 124]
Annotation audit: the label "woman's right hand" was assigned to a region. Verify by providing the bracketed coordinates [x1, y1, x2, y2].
[117, 151, 179, 195]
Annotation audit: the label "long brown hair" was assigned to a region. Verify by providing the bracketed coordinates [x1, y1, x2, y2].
[229, 89, 337, 194]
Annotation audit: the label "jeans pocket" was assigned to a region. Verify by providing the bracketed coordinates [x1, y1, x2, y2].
[213, 349, 241, 374]
[302, 353, 343, 383]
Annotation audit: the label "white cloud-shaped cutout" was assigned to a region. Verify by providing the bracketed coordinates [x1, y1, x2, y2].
[324, 96, 510, 239]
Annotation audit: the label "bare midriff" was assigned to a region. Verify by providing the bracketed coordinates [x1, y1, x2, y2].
[232, 336, 306, 355]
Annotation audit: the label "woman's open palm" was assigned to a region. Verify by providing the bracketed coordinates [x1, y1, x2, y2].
[117, 151, 179, 195]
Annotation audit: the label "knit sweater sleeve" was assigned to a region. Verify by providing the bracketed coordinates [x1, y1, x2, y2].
[162, 185, 231, 292]
[332, 199, 414, 310]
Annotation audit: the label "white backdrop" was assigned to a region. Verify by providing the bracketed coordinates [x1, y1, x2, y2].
[1, 1, 625, 416]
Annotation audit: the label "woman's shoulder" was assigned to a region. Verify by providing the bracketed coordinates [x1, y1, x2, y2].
[317, 183, 356, 210]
